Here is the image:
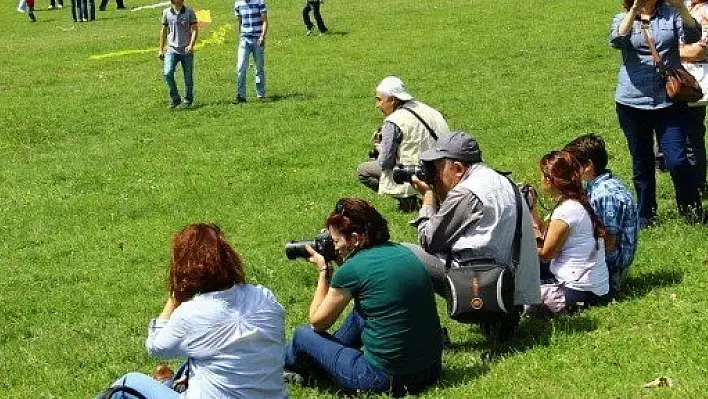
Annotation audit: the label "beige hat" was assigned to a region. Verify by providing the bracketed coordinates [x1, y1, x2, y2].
[375, 76, 413, 101]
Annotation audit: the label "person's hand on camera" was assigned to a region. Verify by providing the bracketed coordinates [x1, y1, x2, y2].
[305, 245, 328, 270]
[411, 175, 431, 195]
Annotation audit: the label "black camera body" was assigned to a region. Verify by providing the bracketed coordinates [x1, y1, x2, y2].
[285, 231, 336, 262]
[518, 183, 536, 209]
[392, 161, 435, 185]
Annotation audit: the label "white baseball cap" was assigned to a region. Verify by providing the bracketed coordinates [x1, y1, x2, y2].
[375, 76, 413, 101]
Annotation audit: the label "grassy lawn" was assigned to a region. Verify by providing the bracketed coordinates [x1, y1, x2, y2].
[1, 0, 707, 397]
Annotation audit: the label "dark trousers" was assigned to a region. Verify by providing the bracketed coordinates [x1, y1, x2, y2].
[99, 0, 124, 10]
[302, 0, 327, 33]
[616, 102, 701, 225]
[49, 0, 64, 6]
[685, 105, 707, 191]
[71, 0, 94, 20]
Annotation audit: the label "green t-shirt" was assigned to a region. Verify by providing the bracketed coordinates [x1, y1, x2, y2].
[330, 242, 442, 375]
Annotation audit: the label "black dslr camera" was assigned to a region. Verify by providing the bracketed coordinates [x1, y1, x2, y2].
[285, 231, 336, 262]
[392, 161, 435, 185]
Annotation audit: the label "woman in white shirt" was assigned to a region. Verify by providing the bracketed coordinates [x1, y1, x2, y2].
[99, 223, 287, 399]
[531, 151, 610, 313]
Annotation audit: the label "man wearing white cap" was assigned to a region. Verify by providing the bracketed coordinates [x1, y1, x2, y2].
[357, 76, 449, 212]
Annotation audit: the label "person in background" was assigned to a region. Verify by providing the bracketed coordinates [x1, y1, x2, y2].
[158, 0, 198, 109]
[565, 134, 638, 298]
[98, 0, 124, 11]
[284, 198, 442, 396]
[98, 223, 287, 398]
[357, 76, 449, 212]
[531, 151, 610, 313]
[609, 0, 705, 227]
[72, 0, 95, 22]
[233, 0, 268, 103]
[19, 0, 36, 21]
[680, 0, 708, 198]
[302, 0, 327, 36]
[48, 0, 63, 9]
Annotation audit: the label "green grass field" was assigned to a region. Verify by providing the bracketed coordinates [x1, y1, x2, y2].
[2, 0, 708, 397]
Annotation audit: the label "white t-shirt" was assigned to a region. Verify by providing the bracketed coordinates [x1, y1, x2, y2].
[549, 200, 609, 296]
[146, 284, 288, 399]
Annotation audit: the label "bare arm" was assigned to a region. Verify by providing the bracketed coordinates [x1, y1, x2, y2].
[159, 25, 168, 57]
[258, 12, 268, 47]
[304, 246, 352, 331]
[538, 219, 570, 262]
[186, 20, 198, 53]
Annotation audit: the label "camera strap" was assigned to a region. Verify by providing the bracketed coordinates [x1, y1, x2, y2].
[401, 107, 438, 140]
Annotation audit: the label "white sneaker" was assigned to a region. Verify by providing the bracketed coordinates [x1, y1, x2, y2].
[57, 3, 63, 8]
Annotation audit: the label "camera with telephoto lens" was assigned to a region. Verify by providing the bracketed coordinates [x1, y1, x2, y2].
[368, 127, 383, 160]
[392, 161, 435, 185]
[285, 231, 336, 262]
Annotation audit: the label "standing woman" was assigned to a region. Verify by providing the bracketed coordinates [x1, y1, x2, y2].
[610, 0, 704, 227]
[681, 0, 708, 198]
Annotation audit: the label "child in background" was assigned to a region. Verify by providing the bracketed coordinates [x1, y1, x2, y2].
[565, 134, 638, 298]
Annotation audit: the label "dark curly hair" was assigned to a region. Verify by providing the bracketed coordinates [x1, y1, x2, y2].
[540, 151, 607, 242]
[325, 198, 390, 249]
[169, 223, 246, 303]
[622, 0, 664, 11]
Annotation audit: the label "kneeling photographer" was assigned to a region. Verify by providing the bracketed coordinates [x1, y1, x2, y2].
[409, 131, 541, 342]
[357, 76, 449, 212]
[283, 198, 442, 396]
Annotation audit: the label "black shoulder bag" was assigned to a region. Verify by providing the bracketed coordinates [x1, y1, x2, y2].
[444, 176, 523, 323]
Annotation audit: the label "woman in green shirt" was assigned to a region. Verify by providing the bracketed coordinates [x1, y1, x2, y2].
[284, 198, 442, 396]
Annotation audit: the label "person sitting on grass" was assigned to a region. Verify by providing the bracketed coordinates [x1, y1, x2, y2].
[530, 151, 610, 314]
[565, 134, 638, 298]
[98, 223, 287, 399]
[284, 198, 442, 397]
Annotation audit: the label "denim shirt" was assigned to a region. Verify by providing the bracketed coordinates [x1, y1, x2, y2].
[610, 5, 701, 109]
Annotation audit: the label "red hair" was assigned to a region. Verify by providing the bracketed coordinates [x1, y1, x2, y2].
[540, 151, 607, 242]
[169, 223, 245, 303]
[325, 198, 390, 248]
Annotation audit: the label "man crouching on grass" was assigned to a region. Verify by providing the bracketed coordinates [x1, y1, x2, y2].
[159, 0, 198, 109]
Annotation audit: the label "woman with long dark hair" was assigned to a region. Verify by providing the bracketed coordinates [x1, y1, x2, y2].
[610, 0, 704, 227]
[99, 223, 287, 398]
[284, 198, 442, 397]
[530, 151, 610, 313]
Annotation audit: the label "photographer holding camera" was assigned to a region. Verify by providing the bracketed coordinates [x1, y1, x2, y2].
[357, 76, 449, 212]
[410, 131, 541, 340]
[284, 198, 442, 396]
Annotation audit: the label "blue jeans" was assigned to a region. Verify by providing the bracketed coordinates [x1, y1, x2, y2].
[71, 0, 94, 20]
[163, 52, 194, 105]
[236, 36, 265, 99]
[285, 311, 392, 392]
[685, 105, 707, 191]
[616, 103, 701, 225]
[100, 372, 179, 399]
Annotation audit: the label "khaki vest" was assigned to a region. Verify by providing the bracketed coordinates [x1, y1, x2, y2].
[378, 100, 449, 197]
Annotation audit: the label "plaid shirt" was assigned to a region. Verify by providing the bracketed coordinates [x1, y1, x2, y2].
[586, 171, 638, 271]
[234, 0, 267, 38]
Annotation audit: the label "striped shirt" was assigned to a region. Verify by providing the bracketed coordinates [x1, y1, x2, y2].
[586, 171, 638, 271]
[234, 0, 267, 38]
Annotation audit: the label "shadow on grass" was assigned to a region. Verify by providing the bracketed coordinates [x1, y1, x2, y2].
[322, 30, 349, 37]
[620, 268, 683, 300]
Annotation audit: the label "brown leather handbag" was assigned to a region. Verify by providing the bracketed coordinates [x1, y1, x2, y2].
[642, 23, 703, 103]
